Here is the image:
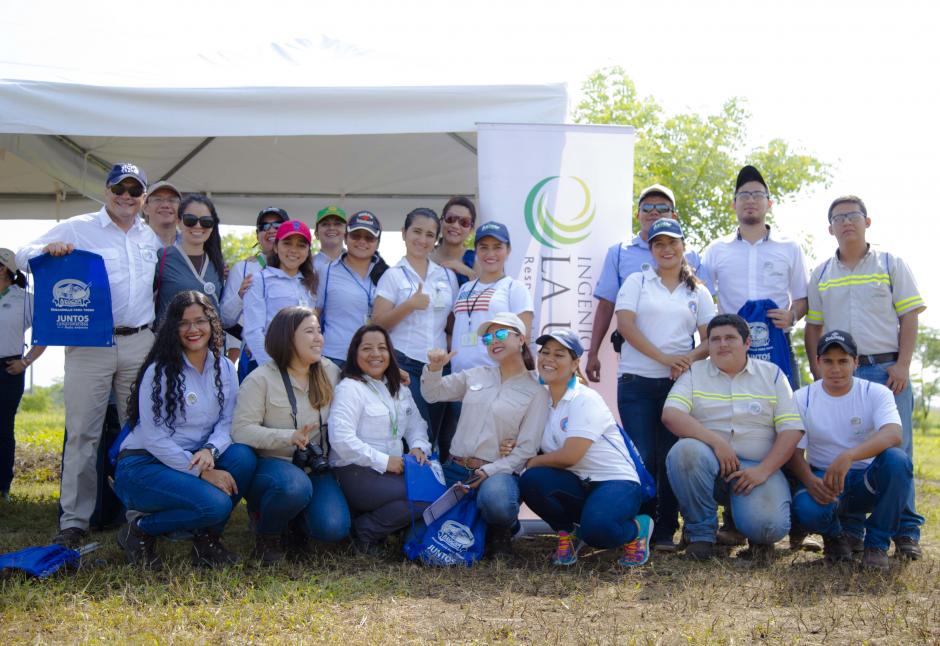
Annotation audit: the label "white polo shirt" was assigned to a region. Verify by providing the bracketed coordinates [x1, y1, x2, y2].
[0, 286, 31, 357]
[614, 267, 715, 378]
[16, 207, 161, 328]
[664, 357, 804, 462]
[795, 378, 901, 471]
[540, 382, 639, 483]
[375, 258, 457, 362]
[701, 227, 808, 315]
[451, 276, 533, 373]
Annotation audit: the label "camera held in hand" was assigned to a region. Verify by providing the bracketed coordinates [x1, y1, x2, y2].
[292, 435, 330, 476]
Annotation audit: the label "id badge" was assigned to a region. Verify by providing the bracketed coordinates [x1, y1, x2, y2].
[363, 314, 371, 326]
[460, 332, 477, 347]
[432, 281, 449, 310]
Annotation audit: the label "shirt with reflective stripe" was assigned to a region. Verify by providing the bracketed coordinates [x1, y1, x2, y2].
[806, 247, 926, 354]
[664, 357, 803, 461]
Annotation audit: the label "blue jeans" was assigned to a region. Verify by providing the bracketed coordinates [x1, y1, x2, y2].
[245, 457, 350, 541]
[849, 363, 921, 541]
[0, 359, 25, 492]
[666, 438, 790, 545]
[443, 460, 520, 529]
[618, 373, 678, 541]
[793, 448, 913, 551]
[519, 466, 643, 548]
[114, 443, 257, 536]
[395, 350, 449, 450]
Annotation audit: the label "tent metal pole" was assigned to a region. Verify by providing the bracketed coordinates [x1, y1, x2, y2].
[160, 137, 216, 181]
[447, 133, 477, 155]
[51, 136, 112, 173]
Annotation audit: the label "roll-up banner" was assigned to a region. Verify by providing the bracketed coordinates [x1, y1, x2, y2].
[477, 123, 635, 415]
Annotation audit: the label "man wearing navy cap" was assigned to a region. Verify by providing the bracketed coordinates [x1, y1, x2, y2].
[16, 163, 161, 548]
[789, 330, 916, 569]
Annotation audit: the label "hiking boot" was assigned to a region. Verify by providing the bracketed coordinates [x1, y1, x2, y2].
[117, 519, 162, 569]
[822, 534, 853, 563]
[738, 540, 775, 564]
[552, 531, 579, 566]
[619, 514, 654, 567]
[686, 541, 715, 561]
[653, 537, 678, 553]
[254, 533, 285, 566]
[351, 535, 384, 557]
[862, 547, 890, 570]
[52, 527, 87, 550]
[716, 525, 746, 547]
[283, 518, 313, 562]
[789, 527, 822, 552]
[845, 534, 864, 554]
[893, 536, 922, 561]
[485, 525, 514, 559]
[191, 531, 239, 567]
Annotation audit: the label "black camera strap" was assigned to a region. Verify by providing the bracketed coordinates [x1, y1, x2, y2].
[278, 366, 328, 454]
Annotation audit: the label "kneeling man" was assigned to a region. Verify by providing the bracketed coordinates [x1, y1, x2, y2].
[663, 313, 804, 560]
[789, 330, 915, 569]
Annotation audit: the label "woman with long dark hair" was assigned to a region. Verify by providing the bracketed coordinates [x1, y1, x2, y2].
[232, 307, 350, 564]
[328, 324, 432, 555]
[0, 250, 45, 500]
[153, 194, 226, 323]
[431, 196, 477, 286]
[113, 290, 256, 568]
[242, 220, 318, 370]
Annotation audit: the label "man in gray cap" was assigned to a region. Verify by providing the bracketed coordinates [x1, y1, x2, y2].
[142, 180, 183, 247]
[16, 162, 161, 548]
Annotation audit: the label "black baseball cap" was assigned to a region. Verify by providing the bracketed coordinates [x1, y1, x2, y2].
[257, 207, 289, 227]
[735, 165, 767, 192]
[817, 330, 858, 357]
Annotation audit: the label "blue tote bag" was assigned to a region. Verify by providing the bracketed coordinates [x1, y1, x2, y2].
[737, 298, 793, 383]
[404, 488, 487, 567]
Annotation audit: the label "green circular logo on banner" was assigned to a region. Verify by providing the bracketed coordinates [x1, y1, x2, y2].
[524, 176, 595, 249]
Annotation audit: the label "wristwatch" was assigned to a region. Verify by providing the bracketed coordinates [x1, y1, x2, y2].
[202, 444, 220, 462]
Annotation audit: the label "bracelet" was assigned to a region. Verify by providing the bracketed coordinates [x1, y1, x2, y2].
[22, 356, 31, 367]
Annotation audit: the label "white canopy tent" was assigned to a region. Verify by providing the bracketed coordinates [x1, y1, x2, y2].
[0, 36, 567, 227]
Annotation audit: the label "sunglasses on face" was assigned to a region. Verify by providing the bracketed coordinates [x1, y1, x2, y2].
[443, 213, 473, 228]
[181, 214, 215, 229]
[481, 328, 516, 345]
[109, 184, 144, 198]
[257, 221, 282, 232]
[639, 204, 674, 214]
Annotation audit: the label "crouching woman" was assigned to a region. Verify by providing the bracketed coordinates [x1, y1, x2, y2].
[113, 291, 257, 568]
[232, 306, 351, 565]
[520, 330, 654, 567]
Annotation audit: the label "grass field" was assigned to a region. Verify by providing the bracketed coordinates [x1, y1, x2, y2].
[2, 409, 938, 644]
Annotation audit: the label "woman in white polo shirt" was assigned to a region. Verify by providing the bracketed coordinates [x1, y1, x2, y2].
[372, 207, 458, 445]
[520, 329, 653, 567]
[614, 218, 715, 551]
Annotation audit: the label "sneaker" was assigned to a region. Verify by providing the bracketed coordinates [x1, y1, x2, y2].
[686, 541, 715, 561]
[845, 534, 864, 554]
[822, 534, 853, 563]
[117, 519, 162, 569]
[253, 533, 285, 566]
[552, 531, 578, 566]
[351, 535, 384, 557]
[862, 547, 890, 570]
[618, 515, 653, 567]
[789, 528, 823, 552]
[52, 527, 87, 550]
[893, 536, 922, 561]
[191, 531, 239, 568]
[738, 540, 775, 564]
[485, 526, 514, 559]
[653, 537, 678, 553]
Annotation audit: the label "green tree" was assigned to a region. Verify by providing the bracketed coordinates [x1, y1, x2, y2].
[573, 67, 832, 249]
[913, 326, 940, 432]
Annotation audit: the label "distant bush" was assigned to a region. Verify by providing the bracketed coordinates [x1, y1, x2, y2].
[19, 389, 50, 413]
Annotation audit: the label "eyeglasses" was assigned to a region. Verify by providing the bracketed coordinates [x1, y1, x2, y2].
[257, 221, 283, 232]
[481, 328, 516, 345]
[148, 196, 180, 205]
[639, 204, 674, 214]
[735, 190, 769, 201]
[829, 211, 865, 225]
[109, 184, 144, 198]
[178, 317, 211, 331]
[181, 214, 215, 229]
[443, 213, 473, 228]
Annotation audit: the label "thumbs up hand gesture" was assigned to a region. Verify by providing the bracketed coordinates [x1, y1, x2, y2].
[409, 282, 431, 311]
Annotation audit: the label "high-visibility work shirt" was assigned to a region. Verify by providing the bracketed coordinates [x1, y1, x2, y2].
[664, 357, 803, 462]
[806, 247, 926, 355]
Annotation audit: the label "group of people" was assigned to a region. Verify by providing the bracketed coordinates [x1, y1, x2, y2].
[0, 159, 925, 571]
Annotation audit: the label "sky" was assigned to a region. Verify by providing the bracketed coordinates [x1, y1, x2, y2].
[3, 0, 939, 386]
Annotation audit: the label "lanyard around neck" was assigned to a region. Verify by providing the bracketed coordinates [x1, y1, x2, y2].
[365, 379, 399, 438]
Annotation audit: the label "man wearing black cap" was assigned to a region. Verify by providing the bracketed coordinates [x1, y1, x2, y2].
[220, 207, 290, 381]
[142, 180, 183, 247]
[15, 163, 161, 548]
[789, 330, 916, 569]
[803, 195, 926, 559]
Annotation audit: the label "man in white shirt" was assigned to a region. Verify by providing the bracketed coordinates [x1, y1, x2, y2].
[789, 330, 916, 570]
[142, 180, 182, 247]
[16, 163, 161, 548]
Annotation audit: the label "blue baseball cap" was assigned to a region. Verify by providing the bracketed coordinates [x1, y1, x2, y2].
[647, 218, 684, 241]
[347, 211, 382, 237]
[536, 329, 585, 358]
[474, 221, 510, 245]
[106, 162, 147, 188]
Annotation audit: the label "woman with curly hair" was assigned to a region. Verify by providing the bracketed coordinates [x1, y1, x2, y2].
[113, 290, 257, 569]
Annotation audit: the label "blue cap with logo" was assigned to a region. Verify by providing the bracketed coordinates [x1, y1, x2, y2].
[647, 218, 684, 241]
[106, 162, 147, 188]
[816, 329, 858, 357]
[536, 329, 585, 358]
[347, 211, 382, 237]
[474, 221, 510, 245]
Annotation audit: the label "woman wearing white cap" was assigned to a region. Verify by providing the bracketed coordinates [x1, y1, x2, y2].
[614, 218, 715, 551]
[0, 250, 45, 500]
[421, 312, 549, 557]
[520, 329, 653, 567]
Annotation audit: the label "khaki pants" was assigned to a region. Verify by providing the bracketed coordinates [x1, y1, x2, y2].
[60, 329, 154, 531]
